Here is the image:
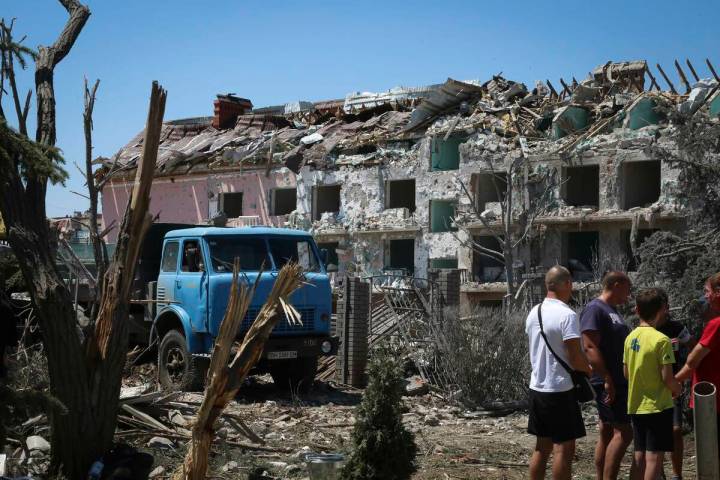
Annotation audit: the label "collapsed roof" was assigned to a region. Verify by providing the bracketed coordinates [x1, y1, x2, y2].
[103, 59, 720, 179]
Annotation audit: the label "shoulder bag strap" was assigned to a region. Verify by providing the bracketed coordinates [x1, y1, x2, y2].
[537, 303, 573, 375]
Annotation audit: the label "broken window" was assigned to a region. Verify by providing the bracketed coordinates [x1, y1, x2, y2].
[312, 185, 341, 221]
[385, 179, 416, 212]
[563, 165, 599, 208]
[474, 172, 507, 211]
[622, 160, 661, 209]
[219, 192, 243, 217]
[270, 187, 297, 216]
[429, 200, 457, 233]
[563, 231, 599, 282]
[317, 242, 339, 270]
[471, 236, 505, 282]
[386, 239, 415, 274]
[431, 137, 463, 171]
[429, 258, 458, 269]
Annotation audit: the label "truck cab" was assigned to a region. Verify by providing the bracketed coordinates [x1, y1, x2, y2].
[151, 226, 336, 391]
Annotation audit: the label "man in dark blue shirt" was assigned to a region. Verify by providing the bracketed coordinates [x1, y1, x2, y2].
[581, 271, 634, 480]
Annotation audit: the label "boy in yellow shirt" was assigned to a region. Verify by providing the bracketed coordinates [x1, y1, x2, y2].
[623, 288, 681, 480]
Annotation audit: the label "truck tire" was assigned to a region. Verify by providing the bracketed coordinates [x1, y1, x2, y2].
[158, 330, 205, 392]
[270, 356, 318, 394]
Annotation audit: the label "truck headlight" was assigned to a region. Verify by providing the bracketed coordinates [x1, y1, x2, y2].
[321, 340, 332, 354]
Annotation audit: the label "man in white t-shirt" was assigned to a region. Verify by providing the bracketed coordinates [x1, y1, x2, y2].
[526, 265, 592, 480]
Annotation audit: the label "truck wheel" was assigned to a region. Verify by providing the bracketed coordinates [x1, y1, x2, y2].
[158, 330, 205, 392]
[270, 357, 318, 394]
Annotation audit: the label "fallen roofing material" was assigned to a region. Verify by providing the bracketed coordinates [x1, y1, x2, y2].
[404, 78, 484, 132]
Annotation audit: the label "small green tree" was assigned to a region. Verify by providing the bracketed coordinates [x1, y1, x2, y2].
[342, 350, 417, 480]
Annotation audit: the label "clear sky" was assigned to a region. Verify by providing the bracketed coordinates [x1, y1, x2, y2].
[4, 0, 719, 217]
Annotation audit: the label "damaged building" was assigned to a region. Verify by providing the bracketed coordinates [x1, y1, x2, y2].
[100, 59, 720, 308]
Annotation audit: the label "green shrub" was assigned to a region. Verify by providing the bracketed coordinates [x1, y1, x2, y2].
[342, 350, 417, 480]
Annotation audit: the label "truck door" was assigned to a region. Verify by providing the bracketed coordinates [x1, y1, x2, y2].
[157, 240, 180, 308]
[176, 238, 209, 333]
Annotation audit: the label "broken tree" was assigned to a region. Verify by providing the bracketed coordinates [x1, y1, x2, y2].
[0, 3, 169, 473]
[174, 261, 304, 480]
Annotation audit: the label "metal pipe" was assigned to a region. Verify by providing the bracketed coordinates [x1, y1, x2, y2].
[693, 381, 719, 480]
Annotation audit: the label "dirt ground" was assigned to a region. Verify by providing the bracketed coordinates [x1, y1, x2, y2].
[120, 373, 699, 480]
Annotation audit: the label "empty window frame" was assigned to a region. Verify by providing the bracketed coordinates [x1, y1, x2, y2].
[622, 160, 661, 209]
[270, 187, 297, 216]
[219, 192, 243, 217]
[474, 172, 508, 211]
[563, 231, 599, 282]
[313, 185, 341, 221]
[385, 239, 415, 274]
[471, 236, 505, 282]
[385, 179, 416, 212]
[431, 137, 463, 171]
[563, 165, 599, 207]
[430, 200, 457, 233]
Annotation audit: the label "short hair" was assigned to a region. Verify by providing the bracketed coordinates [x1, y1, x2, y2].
[602, 271, 630, 290]
[707, 273, 720, 291]
[545, 265, 572, 292]
[636, 288, 665, 320]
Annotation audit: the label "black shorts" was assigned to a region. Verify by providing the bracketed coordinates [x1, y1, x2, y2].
[593, 383, 631, 425]
[631, 409, 674, 452]
[528, 389, 586, 443]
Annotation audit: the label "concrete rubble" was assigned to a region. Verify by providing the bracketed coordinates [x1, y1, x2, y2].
[100, 59, 720, 306]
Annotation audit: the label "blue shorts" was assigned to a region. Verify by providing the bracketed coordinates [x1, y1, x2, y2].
[593, 383, 631, 425]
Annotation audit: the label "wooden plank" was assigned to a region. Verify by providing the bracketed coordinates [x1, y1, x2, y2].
[121, 404, 172, 432]
[674, 59, 692, 94]
[686, 59, 701, 82]
[656, 64, 677, 94]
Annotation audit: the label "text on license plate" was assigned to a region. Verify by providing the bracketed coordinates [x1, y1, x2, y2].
[268, 351, 297, 360]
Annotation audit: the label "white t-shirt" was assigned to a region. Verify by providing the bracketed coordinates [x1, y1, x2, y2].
[525, 298, 581, 393]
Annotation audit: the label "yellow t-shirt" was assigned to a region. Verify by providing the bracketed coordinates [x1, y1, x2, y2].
[623, 326, 676, 414]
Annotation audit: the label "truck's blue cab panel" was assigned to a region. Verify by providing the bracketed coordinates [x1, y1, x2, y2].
[154, 226, 336, 391]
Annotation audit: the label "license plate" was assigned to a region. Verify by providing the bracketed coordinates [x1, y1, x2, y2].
[268, 350, 297, 360]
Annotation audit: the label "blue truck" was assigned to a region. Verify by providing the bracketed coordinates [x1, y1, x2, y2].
[128, 224, 337, 391]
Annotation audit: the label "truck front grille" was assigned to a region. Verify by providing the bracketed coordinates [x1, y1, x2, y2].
[240, 307, 315, 333]
[157, 287, 166, 304]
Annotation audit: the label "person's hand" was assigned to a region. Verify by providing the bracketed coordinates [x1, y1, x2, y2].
[604, 376, 616, 404]
[671, 380, 682, 399]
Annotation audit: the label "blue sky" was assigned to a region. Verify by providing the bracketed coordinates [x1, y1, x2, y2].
[4, 0, 719, 217]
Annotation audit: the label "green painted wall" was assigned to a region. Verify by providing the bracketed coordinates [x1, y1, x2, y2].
[627, 97, 659, 130]
[552, 106, 589, 139]
[431, 137, 462, 171]
[430, 200, 456, 232]
[430, 258, 458, 269]
[710, 93, 720, 118]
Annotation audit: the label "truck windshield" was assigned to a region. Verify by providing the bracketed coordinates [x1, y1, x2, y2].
[207, 237, 270, 272]
[268, 237, 321, 272]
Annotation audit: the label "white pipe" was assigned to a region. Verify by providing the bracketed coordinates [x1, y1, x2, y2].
[694, 381, 719, 480]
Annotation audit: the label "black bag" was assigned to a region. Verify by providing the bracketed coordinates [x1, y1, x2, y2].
[537, 304, 596, 403]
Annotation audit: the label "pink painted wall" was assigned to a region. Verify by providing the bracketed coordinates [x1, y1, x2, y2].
[101, 170, 297, 244]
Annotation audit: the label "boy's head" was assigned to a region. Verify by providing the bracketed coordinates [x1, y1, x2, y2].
[635, 288, 667, 325]
[654, 289, 671, 327]
[704, 273, 720, 312]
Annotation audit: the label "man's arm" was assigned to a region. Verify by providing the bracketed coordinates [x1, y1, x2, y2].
[583, 330, 615, 403]
[676, 343, 711, 382]
[564, 337, 592, 375]
[662, 364, 682, 398]
[623, 363, 628, 380]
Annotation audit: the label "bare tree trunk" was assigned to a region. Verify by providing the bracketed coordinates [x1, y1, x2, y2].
[83, 77, 106, 309]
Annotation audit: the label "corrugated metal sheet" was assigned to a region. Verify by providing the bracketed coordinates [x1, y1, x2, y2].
[404, 78, 484, 132]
